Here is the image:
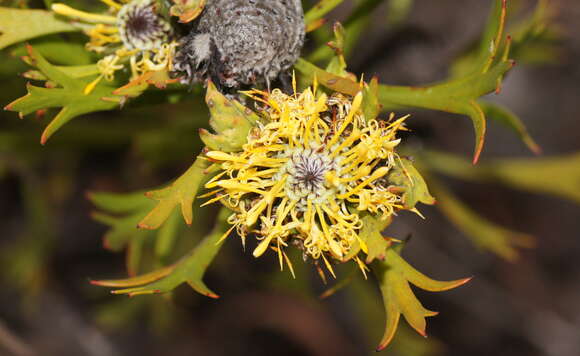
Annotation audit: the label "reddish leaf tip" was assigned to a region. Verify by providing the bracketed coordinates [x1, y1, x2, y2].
[472, 152, 481, 165]
[376, 343, 388, 352]
[89, 279, 107, 286]
[530, 144, 543, 156]
[40, 132, 49, 145]
[457, 276, 474, 287]
[85, 191, 95, 201]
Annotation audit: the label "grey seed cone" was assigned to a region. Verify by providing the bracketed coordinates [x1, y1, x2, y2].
[173, 0, 305, 91]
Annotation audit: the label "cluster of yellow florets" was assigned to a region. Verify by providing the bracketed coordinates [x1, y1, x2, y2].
[203, 85, 411, 277]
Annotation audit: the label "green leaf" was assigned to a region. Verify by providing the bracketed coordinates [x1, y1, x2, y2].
[468, 0, 508, 75]
[89, 190, 154, 214]
[452, 0, 561, 73]
[304, 0, 344, 26]
[361, 76, 381, 122]
[138, 155, 215, 229]
[295, 56, 514, 163]
[359, 215, 392, 264]
[89, 191, 187, 275]
[298, 0, 516, 163]
[93, 208, 231, 298]
[324, 22, 348, 77]
[0, 8, 79, 50]
[386, 0, 414, 27]
[387, 157, 435, 209]
[372, 248, 470, 350]
[308, 0, 383, 62]
[199, 81, 259, 152]
[295, 58, 361, 95]
[91, 209, 151, 252]
[4, 45, 121, 144]
[10, 36, 95, 66]
[429, 178, 535, 260]
[479, 101, 541, 154]
[23, 64, 100, 81]
[421, 150, 580, 205]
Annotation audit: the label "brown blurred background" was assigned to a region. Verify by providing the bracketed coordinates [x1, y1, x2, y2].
[1, 1, 579, 356]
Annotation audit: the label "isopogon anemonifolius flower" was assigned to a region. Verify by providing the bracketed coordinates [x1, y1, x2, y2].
[51, 0, 177, 93]
[202, 84, 427, 278]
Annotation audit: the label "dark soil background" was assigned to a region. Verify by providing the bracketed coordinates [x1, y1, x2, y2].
[1, 1, 579, 356]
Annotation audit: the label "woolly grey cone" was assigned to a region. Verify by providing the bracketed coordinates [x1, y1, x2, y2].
[172, 0, 305, 91]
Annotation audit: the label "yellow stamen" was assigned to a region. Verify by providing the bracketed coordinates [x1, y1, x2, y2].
[52, 4, 117, 25]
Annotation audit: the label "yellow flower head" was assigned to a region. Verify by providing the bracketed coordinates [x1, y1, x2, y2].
[52, 0, 177, 92]
[204, 86, 412, 277]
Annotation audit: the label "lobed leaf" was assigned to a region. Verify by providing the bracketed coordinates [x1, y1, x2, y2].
[358, 215, 392, 264]
[4, 45, 122, 144]
[387, 157, 436, 210]
[372, 248, 470, 350]
[199, 81, 259, 152]
[89, 191, 185, 274]
[138, 155, 215, 229]
[93, 208, 231, 298]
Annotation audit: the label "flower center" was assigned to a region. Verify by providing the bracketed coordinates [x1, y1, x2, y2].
[117, 0, 173, 51]
[280, 146, 341, 209]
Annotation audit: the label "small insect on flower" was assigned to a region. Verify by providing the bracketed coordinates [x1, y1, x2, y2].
[172, 0, 305, 92]
[202, 84, 421, 278]
[51, 0, 177, 93]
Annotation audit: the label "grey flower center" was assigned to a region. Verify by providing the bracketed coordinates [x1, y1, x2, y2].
[117, 0, 172, 51]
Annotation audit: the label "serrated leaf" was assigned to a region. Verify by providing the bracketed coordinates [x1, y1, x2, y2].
[429, 178, 534, 261]
[388, 157, 435, 209]
[4, 45, 121, 144]
[93, 208, 231, 298]
[372, 248, 470, 350]
[138, 155, 214, 229]
[199, 81, 258, 152]
[0, 8, 79, 50]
